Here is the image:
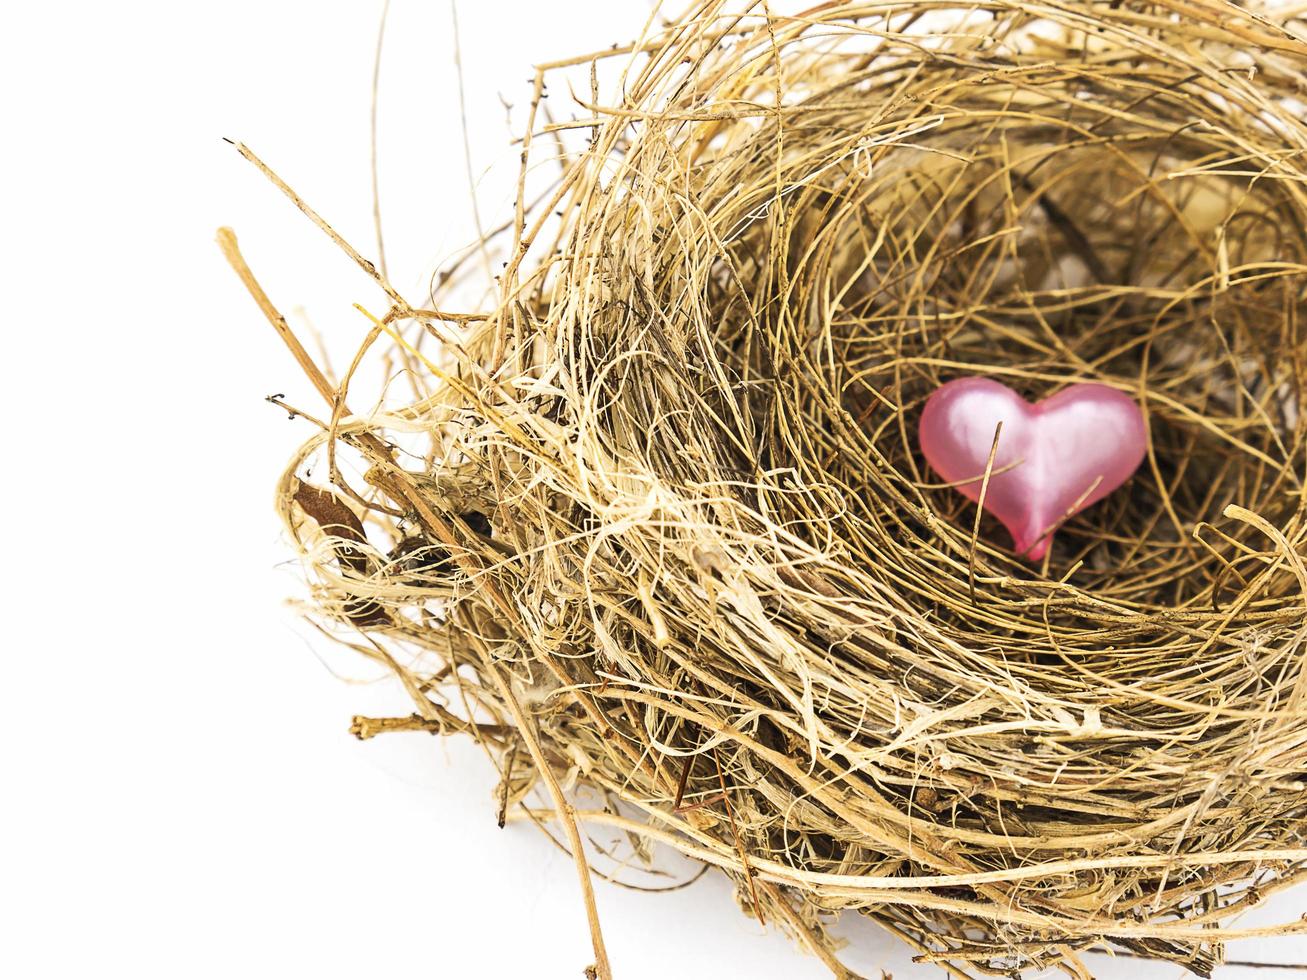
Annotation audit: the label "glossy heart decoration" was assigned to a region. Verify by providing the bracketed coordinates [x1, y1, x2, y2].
[918, 378, 1147, 560]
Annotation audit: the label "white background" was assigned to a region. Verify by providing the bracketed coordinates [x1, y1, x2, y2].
[3, 2, 1303, 977]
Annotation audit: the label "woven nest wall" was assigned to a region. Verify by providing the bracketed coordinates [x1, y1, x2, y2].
[257, 2, 1307, 977]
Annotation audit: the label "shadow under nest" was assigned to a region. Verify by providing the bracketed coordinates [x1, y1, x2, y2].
[272, 4, 1307, 979]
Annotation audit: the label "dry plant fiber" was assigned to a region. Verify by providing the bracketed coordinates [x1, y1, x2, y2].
[226, 1, 1307, 977]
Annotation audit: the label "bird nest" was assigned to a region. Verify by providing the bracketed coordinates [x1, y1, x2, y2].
[240, 1, 1307, 977]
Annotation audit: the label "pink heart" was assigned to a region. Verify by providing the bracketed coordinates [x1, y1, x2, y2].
[918, 378, 1147, 560]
